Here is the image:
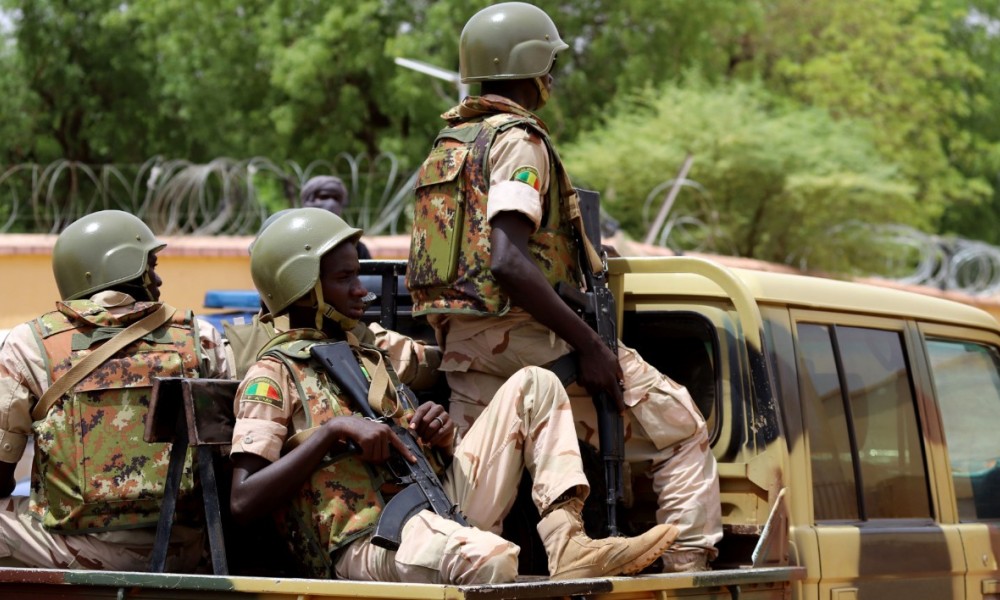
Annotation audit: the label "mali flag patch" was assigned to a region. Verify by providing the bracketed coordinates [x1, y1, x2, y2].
[512, 166, 541, 192]
[242, 377, 284, 409]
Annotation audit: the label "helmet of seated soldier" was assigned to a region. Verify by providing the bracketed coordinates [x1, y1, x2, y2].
[250, 207, 362, 317]
[247, 208, 295, 255]
[52, 210, 166, 301]
[459, 2, 568, 83]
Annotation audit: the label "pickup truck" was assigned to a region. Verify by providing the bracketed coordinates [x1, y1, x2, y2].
[2, 255, 998, 599]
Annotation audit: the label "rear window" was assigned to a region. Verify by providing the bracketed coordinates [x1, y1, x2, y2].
[797, 323, 932, 522]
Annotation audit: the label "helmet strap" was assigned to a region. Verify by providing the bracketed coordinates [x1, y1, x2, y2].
[533, 76, 550, 109]
[312, 280, 359, 332]
[140, 268, 158, 301]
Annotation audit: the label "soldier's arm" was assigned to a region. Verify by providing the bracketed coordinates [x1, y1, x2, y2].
[0, 326, 38, 497]
[368, 322, 442, 390]
[230, 416, 413, 524]
[196, 317, 236, 379]
[229, 358, 415, 523]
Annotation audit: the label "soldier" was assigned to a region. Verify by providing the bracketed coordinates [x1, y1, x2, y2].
[301, 175, 372, 259]
[405, 2, 722, 572]
[0, 210, 232, 570]
[228, 208, 678, 583]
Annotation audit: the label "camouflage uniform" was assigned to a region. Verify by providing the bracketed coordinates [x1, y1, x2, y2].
[407, 95, 722, 569]
[231, 328, 588, 584]
[0, 291, 232, 570]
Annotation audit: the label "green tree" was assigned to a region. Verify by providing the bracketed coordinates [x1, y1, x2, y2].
[0, 28, 38, 164]
[562, 81, 925, 273]
[937, 2, 1000, 244]
[129, 0, 275, 160]
[761, 0, 990, 223]
[0, 0, 160, 163]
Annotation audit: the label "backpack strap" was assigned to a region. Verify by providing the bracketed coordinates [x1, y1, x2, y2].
[31, 304, 177, 421]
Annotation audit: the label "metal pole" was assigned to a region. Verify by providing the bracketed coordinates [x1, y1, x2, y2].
[394, 57, 466, 103]
[644, 153, 694, 246]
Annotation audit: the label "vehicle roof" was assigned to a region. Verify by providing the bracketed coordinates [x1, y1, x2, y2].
[614, 257, 1000, 332]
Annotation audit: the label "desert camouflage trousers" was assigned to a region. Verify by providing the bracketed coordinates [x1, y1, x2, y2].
[434, 316, 723, 563]
[0, 495, 203, 571]
[334, 366, 589, 584]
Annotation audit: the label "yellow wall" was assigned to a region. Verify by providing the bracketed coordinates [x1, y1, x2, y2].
[0, 234, 411, 330]
[0, 235, 256, 329]
[4, 233, 999, 329]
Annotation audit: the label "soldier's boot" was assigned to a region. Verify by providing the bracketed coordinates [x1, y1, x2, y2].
[537, 498, 679, 580]
[661, 548, 711, 573]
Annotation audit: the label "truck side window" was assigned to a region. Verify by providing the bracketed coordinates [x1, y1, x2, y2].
[622, 312, 718, 442]
[798, 323, 932, 522]
[926, 339, 1000, 521]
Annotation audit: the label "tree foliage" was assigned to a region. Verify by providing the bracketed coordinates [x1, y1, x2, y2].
[3, 0, 1000, 274]
[562, 81, 924, 273]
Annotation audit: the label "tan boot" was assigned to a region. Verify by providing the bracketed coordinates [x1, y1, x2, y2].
[661, 549, 710, 573]
[537, 498, 679, 580]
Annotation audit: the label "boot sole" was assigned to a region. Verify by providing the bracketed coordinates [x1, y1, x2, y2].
[615, 527, 679, 576]
[550, 526, 680, 580]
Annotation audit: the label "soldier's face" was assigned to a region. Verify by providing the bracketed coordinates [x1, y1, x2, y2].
[303, 183, 348, 216]
[319, 242, 368, 321]
[145, 251, 163, 301]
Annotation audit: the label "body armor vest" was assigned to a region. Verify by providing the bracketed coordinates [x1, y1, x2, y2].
[29, 300, 202, 533]
[263, 336, 400, 578]
[407, 102, 582, 315]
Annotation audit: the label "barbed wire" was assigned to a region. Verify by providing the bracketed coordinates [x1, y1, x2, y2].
[9, 159, 1000, 296]
[643, 181, 1000, 296]
[0, 155, 417, 236]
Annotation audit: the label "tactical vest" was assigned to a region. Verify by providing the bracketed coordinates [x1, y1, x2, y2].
[29, 300, 203, 533]
[407, 110, 582, 316]
[263, 336, 402, 579]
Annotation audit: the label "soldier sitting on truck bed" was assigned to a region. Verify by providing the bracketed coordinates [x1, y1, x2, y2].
[405, 2, 722, 573]
[0, 210, 233, 571]
[227, 208, 678, 583]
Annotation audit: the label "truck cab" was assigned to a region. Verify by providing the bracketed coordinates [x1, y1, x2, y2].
[611, 256, 1000, 599]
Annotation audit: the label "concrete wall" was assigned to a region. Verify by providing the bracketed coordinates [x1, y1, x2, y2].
[0, 234, 410, 329]
[3, 232, 999, 329]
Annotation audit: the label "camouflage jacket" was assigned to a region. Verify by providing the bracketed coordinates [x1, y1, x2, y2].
[407, 95, 582, 316]
[28, 297, 205, 533]
[253, 330, 419, 578]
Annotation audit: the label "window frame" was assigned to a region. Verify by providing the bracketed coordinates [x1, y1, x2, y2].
[914, 322, 1000, 524]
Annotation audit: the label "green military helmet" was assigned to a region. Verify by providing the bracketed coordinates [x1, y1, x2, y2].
[459, 2, 569, 83]
[250, 207, 362, 317]
[52, 210, 166, 301]
[247, 208, 295, 255]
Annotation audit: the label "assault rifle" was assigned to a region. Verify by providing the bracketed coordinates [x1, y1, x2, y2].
[310, 341, 468, 551]
[555, 188, 625, 538]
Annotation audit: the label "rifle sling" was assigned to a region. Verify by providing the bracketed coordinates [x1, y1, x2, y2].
[32, 304, 177, 422]
[346, 331, 403, 418]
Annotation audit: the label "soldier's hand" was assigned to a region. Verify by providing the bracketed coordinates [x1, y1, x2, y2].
[410, 402, 455, 448]
[337, 417, 416, 464]
[576, 342, 626, 413]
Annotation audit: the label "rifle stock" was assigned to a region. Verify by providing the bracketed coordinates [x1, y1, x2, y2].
[309, 342, 467, 551]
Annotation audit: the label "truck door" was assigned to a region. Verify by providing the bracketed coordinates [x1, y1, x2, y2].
[791, 312, 966, 599]
[917, 325, 1000, 600]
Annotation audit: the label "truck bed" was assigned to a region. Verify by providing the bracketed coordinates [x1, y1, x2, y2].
[0, 565, 803, 599]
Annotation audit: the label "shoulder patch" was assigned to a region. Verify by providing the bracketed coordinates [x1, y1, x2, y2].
[241, 376, 284, 409]
[512, 166, 541, 192]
